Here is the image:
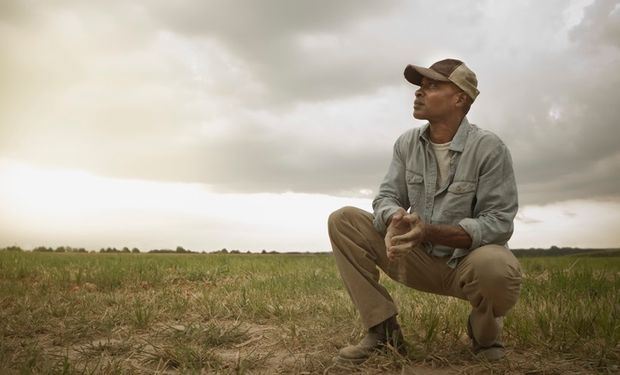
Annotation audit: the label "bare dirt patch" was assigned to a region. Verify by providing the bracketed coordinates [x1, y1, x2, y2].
[35, 320, 602, 374]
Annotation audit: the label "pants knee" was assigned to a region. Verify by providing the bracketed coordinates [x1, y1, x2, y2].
[469, 247, 522, 314]
[328, 206, 362, 231]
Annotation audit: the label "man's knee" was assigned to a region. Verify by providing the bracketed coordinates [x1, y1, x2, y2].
[328, 206, 366, 231]
[468, 245, 522, 314]
[469, 245, 521, 277]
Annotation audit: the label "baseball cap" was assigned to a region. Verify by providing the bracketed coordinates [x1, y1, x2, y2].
[404, 59, 480, 101]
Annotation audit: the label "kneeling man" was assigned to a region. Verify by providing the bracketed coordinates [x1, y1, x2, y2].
[329, 58, 522, 364]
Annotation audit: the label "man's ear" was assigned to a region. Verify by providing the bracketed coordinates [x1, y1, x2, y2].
[454, 92, 467, 107]
[456, 92, 473, 114]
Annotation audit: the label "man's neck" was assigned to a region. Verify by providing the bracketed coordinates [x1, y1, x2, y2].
[428, 115, 465, 144]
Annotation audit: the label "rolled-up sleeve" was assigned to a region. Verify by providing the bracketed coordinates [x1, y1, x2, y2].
[458, 143, 518, 249]
[372, 136, 410, 233]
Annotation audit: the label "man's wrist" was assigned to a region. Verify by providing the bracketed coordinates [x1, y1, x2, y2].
[424, 223, 473, 249]
[420, 221, 430, 243]
[385, 207, 405, 227]
[424, 223, 442, 244]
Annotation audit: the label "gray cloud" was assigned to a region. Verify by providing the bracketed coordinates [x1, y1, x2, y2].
[1, 0, 619, 207]
[501, 1, 620, 204]
[515, 213, 542, 225]
[145, 0, 409, 106]
[570, 0, 620, 50]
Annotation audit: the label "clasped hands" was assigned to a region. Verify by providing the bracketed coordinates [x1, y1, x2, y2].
[385, 208, 427, 261]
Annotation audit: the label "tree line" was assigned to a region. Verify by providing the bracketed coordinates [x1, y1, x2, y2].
[0, 245, 277, 254]
[2, 245, 618, 256]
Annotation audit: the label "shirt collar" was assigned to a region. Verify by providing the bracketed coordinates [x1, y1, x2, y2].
[450, 116, 470, 152]
[418, 116, 471, 153]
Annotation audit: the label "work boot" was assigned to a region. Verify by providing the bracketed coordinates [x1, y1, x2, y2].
[467, 314, 505, 361]
[336, 316, 406, 365]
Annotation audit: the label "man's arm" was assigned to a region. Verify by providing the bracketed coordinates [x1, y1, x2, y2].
[458, 142, 518, 249]
[372, 133, 412, 233]
[425, 223, 472, 249]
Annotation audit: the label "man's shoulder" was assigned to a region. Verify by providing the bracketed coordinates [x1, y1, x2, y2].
[392, 126, 427, 158]
[395, 125, 425, 144]
[467, 123, 508, 149]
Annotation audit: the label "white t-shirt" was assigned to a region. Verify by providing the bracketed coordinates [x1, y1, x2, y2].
[430, 141, 451, 188]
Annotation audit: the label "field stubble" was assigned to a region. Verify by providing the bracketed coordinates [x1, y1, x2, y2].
[0, 252, 618, 374]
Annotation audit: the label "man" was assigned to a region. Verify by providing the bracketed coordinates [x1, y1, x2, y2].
[328, 58, 522, 364]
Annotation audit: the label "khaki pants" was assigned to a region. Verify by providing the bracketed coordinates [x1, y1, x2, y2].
[328, 206, 522, 347]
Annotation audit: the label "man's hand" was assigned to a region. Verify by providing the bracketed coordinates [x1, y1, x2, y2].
[385, 209, 427, 261]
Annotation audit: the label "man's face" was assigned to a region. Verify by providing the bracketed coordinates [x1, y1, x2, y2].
[413, 77, 464, 121]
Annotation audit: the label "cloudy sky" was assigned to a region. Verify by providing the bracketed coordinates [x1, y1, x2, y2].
[1, 0, 619, 252]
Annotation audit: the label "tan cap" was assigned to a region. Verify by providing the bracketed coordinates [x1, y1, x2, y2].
[404, 59, 480, 101]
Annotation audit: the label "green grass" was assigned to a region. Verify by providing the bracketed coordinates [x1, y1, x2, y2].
[0, 251, 618, 374]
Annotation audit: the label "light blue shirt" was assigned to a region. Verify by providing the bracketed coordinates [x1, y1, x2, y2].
[372, 117, 518, 268]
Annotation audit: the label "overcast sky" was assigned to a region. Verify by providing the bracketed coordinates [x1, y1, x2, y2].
[1, 0, 619, 251]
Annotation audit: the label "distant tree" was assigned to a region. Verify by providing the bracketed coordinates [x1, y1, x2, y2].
[122, 247, 130, 253]
[148, 249, 175, 253]
[176, 246, 186, 253]
[55, 246, 66, 253]
[100, 247, 120, 253]
[131, 248, 140, 253]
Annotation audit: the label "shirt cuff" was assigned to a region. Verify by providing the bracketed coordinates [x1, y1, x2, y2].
[373, 206, 402, 233]
[458, 218, 482, 250]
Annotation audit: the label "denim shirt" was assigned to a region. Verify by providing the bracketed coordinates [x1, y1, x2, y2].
[372, 117, 518, 268]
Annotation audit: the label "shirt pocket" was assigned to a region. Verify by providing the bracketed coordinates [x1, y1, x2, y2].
[443, 181, 477, 218]
[405, 170, 424, 209]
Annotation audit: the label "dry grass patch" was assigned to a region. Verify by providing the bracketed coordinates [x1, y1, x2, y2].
[0, 252, 618, 374]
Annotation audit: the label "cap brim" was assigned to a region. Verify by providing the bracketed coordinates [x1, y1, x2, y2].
[404, 64, 450, 86]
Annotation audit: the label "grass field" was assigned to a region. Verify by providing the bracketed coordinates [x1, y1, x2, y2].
[0, 251, 618, 374]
